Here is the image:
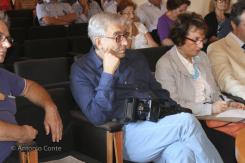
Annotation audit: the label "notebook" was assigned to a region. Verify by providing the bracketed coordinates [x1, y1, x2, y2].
[42, 156, 85, 163]
[197, 109, 245, 122]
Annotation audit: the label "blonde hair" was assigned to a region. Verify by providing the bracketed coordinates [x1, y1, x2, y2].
[209, 0, 231, 12]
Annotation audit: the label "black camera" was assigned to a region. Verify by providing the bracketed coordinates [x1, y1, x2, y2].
[124, 97, 192, 122]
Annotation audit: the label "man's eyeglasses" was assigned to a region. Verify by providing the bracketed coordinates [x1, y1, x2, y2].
[185, 37, 207, 45]
[100, 32, 131, 43]
[0, 33, 14, 44]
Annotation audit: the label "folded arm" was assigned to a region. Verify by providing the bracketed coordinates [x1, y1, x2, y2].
[42, 13, 77, 25]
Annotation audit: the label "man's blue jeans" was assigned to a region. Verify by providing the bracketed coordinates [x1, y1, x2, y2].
[123, 113, 223, 163]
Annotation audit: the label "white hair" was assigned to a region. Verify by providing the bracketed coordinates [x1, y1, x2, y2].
[0, 11, 9, 27]
[88, 12, 127, 45]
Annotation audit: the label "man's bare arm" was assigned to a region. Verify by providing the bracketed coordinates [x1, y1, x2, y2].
[23, 80, 63, 142]
[0, 121, 37, 143]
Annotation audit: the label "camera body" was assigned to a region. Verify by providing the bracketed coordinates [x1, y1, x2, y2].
[124, 97, 192, 122]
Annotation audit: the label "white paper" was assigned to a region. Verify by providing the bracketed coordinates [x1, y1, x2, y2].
[41, 156, 85, 163]
[216, 109, 245, 118]
[197, 109, 245, 122]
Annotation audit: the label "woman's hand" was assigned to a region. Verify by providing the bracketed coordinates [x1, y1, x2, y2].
[212, 101, 228, 114]
[228, 101, 245, 109]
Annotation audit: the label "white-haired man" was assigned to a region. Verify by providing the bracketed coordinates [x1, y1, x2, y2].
[70, 12, 223, 163]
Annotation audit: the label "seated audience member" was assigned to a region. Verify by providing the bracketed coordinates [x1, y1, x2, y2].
[117, 0, 158, 49]
[0, 0, 12, 10]
[155, 12, 245, 163]
[72, 0, 102, 23]
[36, 0, 77, 26]
[217, 0, 245, 39]
[101, 0, 121, 13]
[14, 0, 37, 9]
[136, 0, 166, 44]
[208, 1, 245, 100]
[204, 0, 230, 44]
[70, 12, 223, 163]
[0, 11, 63, 162]
[157, 0, 190, 46]
[57, 0, 76, 5]
[217, 16, 232, 38]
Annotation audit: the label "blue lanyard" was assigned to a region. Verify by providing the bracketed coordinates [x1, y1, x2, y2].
[193, 56, 200, 80]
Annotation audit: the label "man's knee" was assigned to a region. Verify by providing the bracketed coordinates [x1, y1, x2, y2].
[178, 113, 198, 124]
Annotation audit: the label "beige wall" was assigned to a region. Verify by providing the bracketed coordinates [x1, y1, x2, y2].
[132, 0, 211, 16]
[133, 0, 238, 17]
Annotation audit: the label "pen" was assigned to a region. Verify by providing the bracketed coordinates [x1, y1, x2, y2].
[219, 95, 225, 101]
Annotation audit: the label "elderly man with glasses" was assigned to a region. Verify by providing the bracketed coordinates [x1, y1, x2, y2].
[70, 12, 223, 163]
[0, 11, 63, 162]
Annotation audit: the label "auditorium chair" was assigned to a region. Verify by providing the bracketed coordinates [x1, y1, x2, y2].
[236, 128, 245, 163]
[67, 23, 88, 37]
[5, 88, 101, 163]
[9, 17, 33, 28]
[10, 27, 28, 44]
[6, 9, 33, 19]
[28, 25, 68, 40]
[13, 57, 70, 89]
[127, 46, 172, 72]
[13, 57, 124, 162]
[23, 38, 69, 59]
[68, 36, 92, 54]
[70, 109, 124, 163]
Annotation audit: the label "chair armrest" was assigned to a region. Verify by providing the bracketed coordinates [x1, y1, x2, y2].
[222, 92, 245, 104]
[18, 141, 38, 163]
[17, 141, 37, 152]
[236, 128, 245, 162]
[68, 51, 81, 57]
[70, 110, 123, 132]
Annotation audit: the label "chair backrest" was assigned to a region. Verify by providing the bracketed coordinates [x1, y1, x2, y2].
[15, 87, 75, 159]
[128, 46, 172, 72]
[13, 57, 70, 88]
[150, 29, 161, 45]
[9, 17, 33, 28]
[18, 142, 38, 163]
[68, 36, 92, 54]
[23, 38, 69, 59]
[6, 9, 33, 18]
[10, 27, 28, 44]
[67, 23, 88, 37]
[28, 25, 68, 40]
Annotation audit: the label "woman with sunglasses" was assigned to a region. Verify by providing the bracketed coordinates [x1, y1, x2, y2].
[117, 0, 158, 49]
[155, 12, 245, 163]
[204, 0, 230, 44]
